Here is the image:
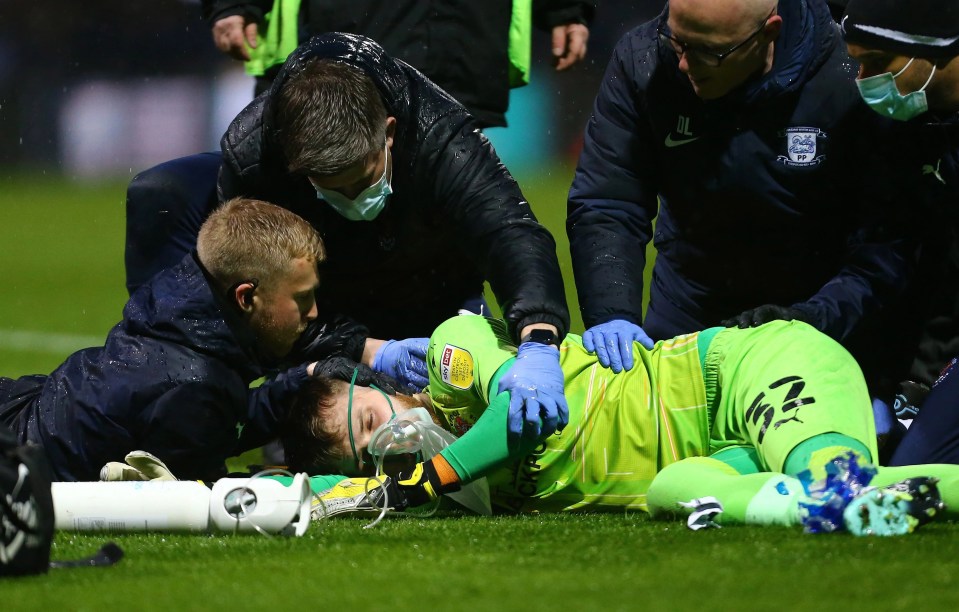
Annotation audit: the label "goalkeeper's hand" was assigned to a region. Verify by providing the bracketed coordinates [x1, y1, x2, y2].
[396, 461, 459, 508]
[312, 462, 458, 520]
[100, 450, 177, 481]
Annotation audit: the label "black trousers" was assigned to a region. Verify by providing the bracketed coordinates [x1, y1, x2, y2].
[890, 358, 959, 465]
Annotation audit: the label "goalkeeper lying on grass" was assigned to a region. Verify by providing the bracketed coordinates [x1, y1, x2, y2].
[281, 315, 959, 535]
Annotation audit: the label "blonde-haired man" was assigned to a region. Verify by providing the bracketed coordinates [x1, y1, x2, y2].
[0, 198, 324, 481]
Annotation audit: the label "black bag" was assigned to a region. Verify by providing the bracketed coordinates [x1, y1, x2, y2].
[0, 426, 55, 577]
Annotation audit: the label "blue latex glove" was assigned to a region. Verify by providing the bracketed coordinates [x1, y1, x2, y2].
[582, 319, 653, 373]
[372, 338, 429, 392]
[497, 342, 568, 450]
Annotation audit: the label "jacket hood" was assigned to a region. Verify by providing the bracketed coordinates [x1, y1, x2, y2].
[120, 253, 264, 380]
[269, 33, 410, 110]
[742, 0, 837, 102]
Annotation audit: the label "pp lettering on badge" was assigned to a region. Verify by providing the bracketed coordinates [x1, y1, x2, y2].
[440, 344, 474, 390]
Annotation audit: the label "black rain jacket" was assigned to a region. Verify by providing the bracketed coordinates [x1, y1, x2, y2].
[219, 33, 570, 342]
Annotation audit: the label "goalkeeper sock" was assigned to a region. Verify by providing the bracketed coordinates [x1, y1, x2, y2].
[647, 457, 804, 527]
[782, 434, 873, 480]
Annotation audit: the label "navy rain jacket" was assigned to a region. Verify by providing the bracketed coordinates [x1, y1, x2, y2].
[567, 0, 917, 345]
[903, 113, 959, 384]
[0, 254, 309, 482]
[219, 33, 570, 342]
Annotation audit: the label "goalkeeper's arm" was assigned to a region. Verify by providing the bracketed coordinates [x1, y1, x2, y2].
[396, 388, 540, 506]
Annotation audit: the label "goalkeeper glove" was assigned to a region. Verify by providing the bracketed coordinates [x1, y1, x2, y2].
[396, 461, 460, 508]
[100, 450, 177, 481]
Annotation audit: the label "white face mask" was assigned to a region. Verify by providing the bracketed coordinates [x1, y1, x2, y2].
[312, 141, 392, 221]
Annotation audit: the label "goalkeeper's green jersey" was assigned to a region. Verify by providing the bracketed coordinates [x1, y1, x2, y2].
[425, 316, 715, 513]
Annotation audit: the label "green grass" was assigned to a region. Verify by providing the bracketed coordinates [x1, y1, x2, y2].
[5, 515, 959, 610]
[507, 162, 656, 334]
[0, 175, 129, 376]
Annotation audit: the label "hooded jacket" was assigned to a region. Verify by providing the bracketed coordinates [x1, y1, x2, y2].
[0, 254, 309, 482]
[220, 33, 569, 342]
[567, 0, 916, 345]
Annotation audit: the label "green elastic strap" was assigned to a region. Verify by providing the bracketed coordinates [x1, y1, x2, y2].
[347, 371, 395, 469]
[245, 0, 302, 76]
[507, 0, 533, 87]
[370, 384, 394, 416]
[347, 368, 360, 467]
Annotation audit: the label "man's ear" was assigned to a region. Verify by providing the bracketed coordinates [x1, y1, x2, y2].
[233, 281, 257, 313]
[385, 116, 397, 148]
[764, 15, 783, 43]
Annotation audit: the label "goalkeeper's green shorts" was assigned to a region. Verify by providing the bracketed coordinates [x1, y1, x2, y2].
[704, 321, 878, 473]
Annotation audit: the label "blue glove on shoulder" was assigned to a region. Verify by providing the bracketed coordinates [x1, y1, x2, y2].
[582, 319, 653, 373]
[372, 338, 429, 392]
[497, 342, 568, 450]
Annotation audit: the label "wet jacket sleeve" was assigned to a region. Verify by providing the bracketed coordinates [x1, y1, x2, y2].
[419, 110, 570, 340]
[566, 37, 660, 328]
[533, 0, 596, 29]
[791, 226, 915, 342]
[139, 381, 247, 481]
[240, 363, 312, 451]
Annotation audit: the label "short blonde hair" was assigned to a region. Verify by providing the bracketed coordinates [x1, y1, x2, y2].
[197, 198, 325, 291]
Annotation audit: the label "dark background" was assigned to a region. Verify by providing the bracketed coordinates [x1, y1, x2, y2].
[0, 0, 664, 173]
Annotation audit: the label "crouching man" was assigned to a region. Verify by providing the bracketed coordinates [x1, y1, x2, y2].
[0, 198, 325, 481]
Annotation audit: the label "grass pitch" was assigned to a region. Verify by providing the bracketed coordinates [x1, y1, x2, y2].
[3, 170, 959, 608]
[6, 515, 959, 610]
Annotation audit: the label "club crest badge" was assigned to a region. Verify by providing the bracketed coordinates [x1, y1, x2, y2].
[777, 127, 826, 167]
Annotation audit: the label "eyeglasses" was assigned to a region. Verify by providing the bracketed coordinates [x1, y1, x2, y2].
[658, 9, 775, 68]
